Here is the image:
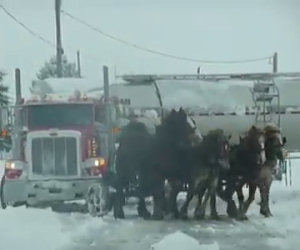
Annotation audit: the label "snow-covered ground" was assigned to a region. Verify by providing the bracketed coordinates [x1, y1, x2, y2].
[0, 157, 300, 250]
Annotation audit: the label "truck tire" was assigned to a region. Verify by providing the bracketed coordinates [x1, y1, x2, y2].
[86, 182, 110, 217]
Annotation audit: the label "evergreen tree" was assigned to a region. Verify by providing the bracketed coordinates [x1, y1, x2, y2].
[0, 71, 11, 153]
[36, 55, 78, 80]
[0, 71, 9, 106]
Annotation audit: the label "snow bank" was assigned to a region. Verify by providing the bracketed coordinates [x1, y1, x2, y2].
[0, 206, 106, 250]
[0, 207, 68, 250]
[264, 156, 300, 250]
[0, 160, 4, 176]
[150, 231, 219, 250]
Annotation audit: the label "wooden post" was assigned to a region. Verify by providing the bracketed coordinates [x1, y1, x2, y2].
[273, 52, 278, 73]
[55, 0, 63, 77]
[76, 50, 81, 78]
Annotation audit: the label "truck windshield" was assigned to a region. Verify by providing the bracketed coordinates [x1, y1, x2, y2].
[28, 104, 93, 127]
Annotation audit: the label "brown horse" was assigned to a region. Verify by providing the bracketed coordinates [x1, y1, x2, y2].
[217, 125, 267, 220]
[242, 125, 286, 217]
[179, 129, 231, 220]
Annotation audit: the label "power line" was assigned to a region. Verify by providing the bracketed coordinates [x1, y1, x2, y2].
[61, 9, 272, 64]
[0, 4, 56, 48]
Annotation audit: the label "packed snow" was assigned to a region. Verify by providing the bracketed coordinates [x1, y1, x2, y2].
[150, 231, 220, 250]
[1, 155, 300, 250]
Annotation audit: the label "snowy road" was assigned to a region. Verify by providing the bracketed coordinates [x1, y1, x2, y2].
[0, 159, 300, 250]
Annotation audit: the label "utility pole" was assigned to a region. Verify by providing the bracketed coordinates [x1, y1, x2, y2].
[13, 68, 22, 159]
[77, 50, 81, 78]
[55, 0, 63, 77]
[102, 66, 115, 172]
[273, 52, 278, 73]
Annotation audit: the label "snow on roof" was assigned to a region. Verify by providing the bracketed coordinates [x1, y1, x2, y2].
[30, 77, 103, 95]
[25, 76, 300, 112]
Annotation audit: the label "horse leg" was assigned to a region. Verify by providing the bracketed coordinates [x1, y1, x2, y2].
[179, 185, 194, 220]
[137, 197, 151, 219]
[258, 166, 273, 217]
[136, 187, 151, 219]
[113, 152, 128, 219]
[194, 185, 208, 220]
[136, 171, 151, 219]
[236, 183, 248, 220]
[112, 174, 126, 219]
[210, 190, 221, 220]
[166, 180, 181, 219]
[152, 177, 165, 220]
[239, 183, 256, 219]
[113, 186, 125, 219]
[219, 178, 238, 218]
[210, 190, 219, 220]
[259, 180, 273, 217]
[209, 176, 220, 220]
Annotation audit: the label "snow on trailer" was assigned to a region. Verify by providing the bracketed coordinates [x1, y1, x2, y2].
[0, 69, 119, 216]
[119, 72, 300, 149]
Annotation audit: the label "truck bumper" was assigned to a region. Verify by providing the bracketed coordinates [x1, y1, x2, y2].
[1, 177, 102, 206]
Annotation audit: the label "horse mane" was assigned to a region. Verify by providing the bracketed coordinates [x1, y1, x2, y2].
[264, 124, 280, 137]
[240, 126, 260, 142]
[206, 129, 225, 138]
[247, 125, 264, 136]
[199, 129, 225, 155]
[122, 120, 149, 135]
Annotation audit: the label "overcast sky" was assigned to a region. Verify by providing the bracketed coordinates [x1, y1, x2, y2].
[0, 0, 299, 97]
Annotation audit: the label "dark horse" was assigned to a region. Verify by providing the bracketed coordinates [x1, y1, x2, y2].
[113, 108, 201, 219]
[241, 125, 286, 217]
[179, 129, 231, 220]
[217, 125, 267, 220]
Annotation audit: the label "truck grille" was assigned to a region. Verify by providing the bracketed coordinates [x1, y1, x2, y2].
[31, 137, 78, 176]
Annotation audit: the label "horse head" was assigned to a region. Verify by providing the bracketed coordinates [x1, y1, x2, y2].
[242, 125, 266, 166]
[202, 129, 231, 170]
[264, 125, 286, 162]
[119, 120, 152, 151]
[161, 108, 202, 149]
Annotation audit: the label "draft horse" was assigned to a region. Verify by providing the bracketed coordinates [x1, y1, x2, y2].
[217, 125, 267, 220]
[242, 125, 286, 217]
[179, 129, 231, 220]
[113, 108, 201, 220]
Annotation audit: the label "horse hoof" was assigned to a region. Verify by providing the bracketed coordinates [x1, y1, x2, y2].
[227, 202, 238, 218]
[164, 212, 179, 220]
[139, 213, 151, 220]
[174, 211, 179, 219]
[114, 213, 125, 219]
[237, 214, 248, 221]
[139, 210, 151, 220]
[152, 213, 164, 220]
[194, 212, 205, 220]
[210, 214, 221, 220]
[143, 214, 152, 220]
[179, 212, 188, 220]
[113, 207, 125, 219]
[260, 209, 273, 217]
[139, 212, 151, 220]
